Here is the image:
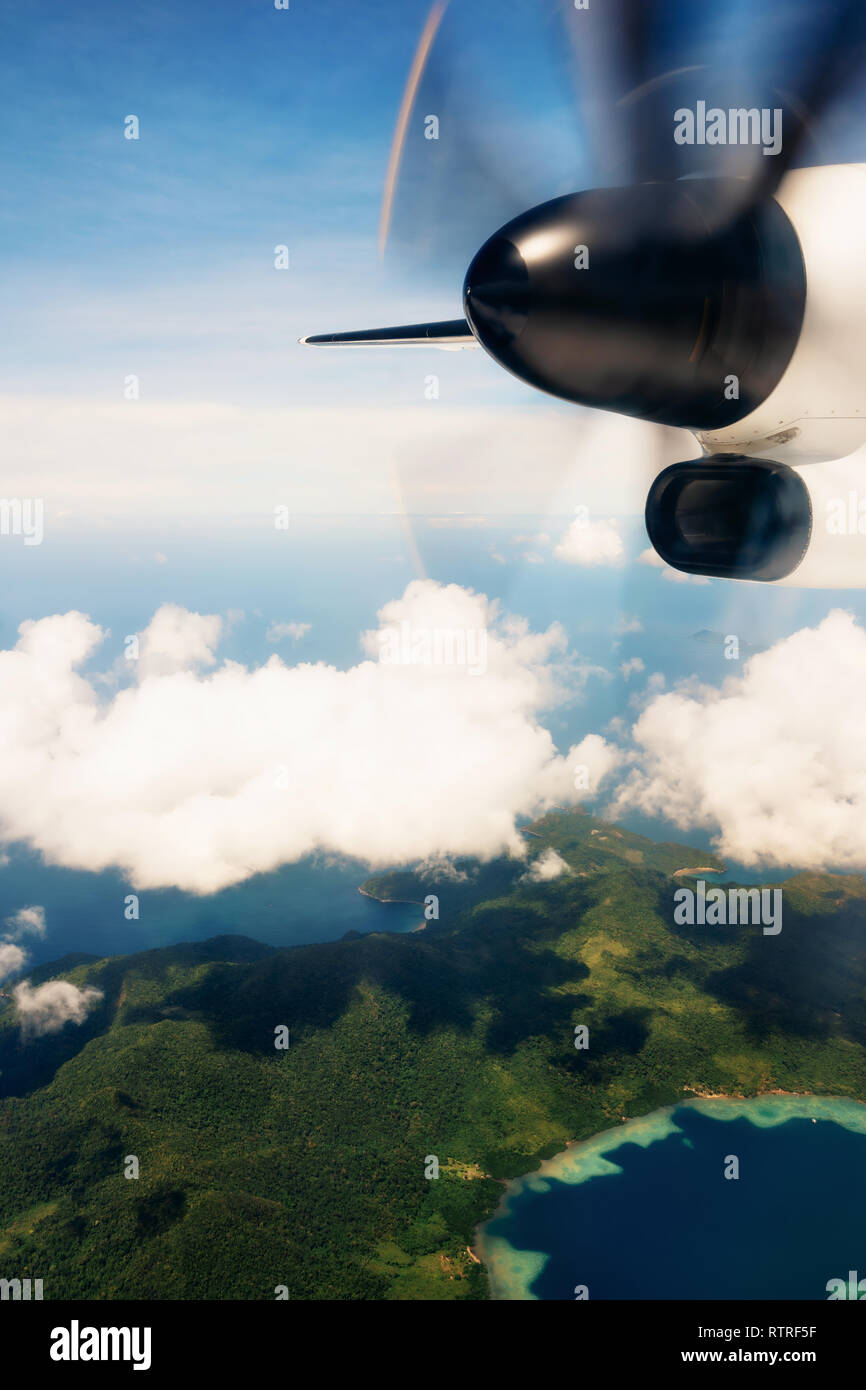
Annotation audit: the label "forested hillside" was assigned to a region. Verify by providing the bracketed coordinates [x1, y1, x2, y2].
[1, 812, 865, 1299]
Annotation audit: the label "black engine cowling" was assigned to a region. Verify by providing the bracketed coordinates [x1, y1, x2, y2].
[644, 456, 812, 581]
[463, 182, 806, 431]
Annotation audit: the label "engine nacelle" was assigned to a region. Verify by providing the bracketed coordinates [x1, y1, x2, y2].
[463, 180, 806, 431]
[646, 452, 866, 586]
[645, 456, 811, 581]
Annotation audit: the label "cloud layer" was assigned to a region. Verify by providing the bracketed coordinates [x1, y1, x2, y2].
[611, 610, 866, 871]
[0, 582, 618, 893]
[0, 396, 695, 522]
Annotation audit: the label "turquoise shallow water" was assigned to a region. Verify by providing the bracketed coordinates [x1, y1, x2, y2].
[478, 1096, 866, 1300]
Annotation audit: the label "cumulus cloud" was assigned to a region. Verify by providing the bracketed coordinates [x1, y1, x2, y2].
[3, 904, 46, 940]
[0, 583, 605, 893]
[524, 847, 571, 882]
[0, 903, 101, 1038]
[0, 905, 44, 988]
[0, 942, 27, 983]
[555, 517, 624, 566]
[266, 621, 311, 643]
[136, 604, 222, 679]
[620, 657, 645, 681]
[638, 547, 711, 585]
[610, 610, 866, 871]
[571, 733, 623, 797]
[13, 980, 103, 1038]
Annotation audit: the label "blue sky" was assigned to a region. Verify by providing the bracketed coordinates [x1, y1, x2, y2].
[1, 0, 862, 408]
[0, 0, 863, 639]
[0, 0, 428, 400]
[0, 0, 863, 556]
[0, 0, 865, 968]
[1, 0, 863, 407]
[0, 0, 411, 254]
[0, 0, 585, 401]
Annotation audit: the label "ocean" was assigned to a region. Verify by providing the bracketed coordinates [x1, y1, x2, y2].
[478, 1096, 866, 1300]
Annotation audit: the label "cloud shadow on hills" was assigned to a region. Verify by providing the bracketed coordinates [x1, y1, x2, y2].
[120, 886, 596, 1060]
[647, 877, 866, 1045]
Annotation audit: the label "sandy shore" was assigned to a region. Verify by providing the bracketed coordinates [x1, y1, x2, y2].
[357, 886, 423, 905]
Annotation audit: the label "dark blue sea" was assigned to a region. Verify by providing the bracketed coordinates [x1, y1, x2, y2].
[479, 1099, 866, 1300]
[0, 849, 420, 968]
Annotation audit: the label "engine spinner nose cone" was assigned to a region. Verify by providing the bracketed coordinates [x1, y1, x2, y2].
[463, 236, 530, 350]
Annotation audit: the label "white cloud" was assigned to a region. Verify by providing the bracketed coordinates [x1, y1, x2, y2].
[620, 657, 645, 681]
[0, 943, 27, 983]
[266, 621, 312, 643]
[3, 905, 46, 940]
[627, 670, 667, 712]
[571, 733, 623, 797]
[136, 604, 222, 679]
[0, 397, 695, 522]
[638, 547, 711, 585]
[615, 614, 643, 635]
[13, 980, 103, 1038]
[555, 517, 624, 566]
[638, 547, 665, 568]
[0, 583, 603, 894]
[610, 610, 866, 871]
[0, 908, 100, 1037]
[524, 847, 571, 881]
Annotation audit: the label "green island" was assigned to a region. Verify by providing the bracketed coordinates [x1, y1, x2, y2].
[1, 809, 866, 1300]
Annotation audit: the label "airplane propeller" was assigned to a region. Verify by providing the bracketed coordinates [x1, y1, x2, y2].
[302, 0, 866, 587]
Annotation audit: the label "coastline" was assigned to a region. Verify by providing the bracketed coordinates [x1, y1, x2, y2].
[473, 1090, 866, 1300]
[357, 884, 427, 931]
[357, 886, 424, 906]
